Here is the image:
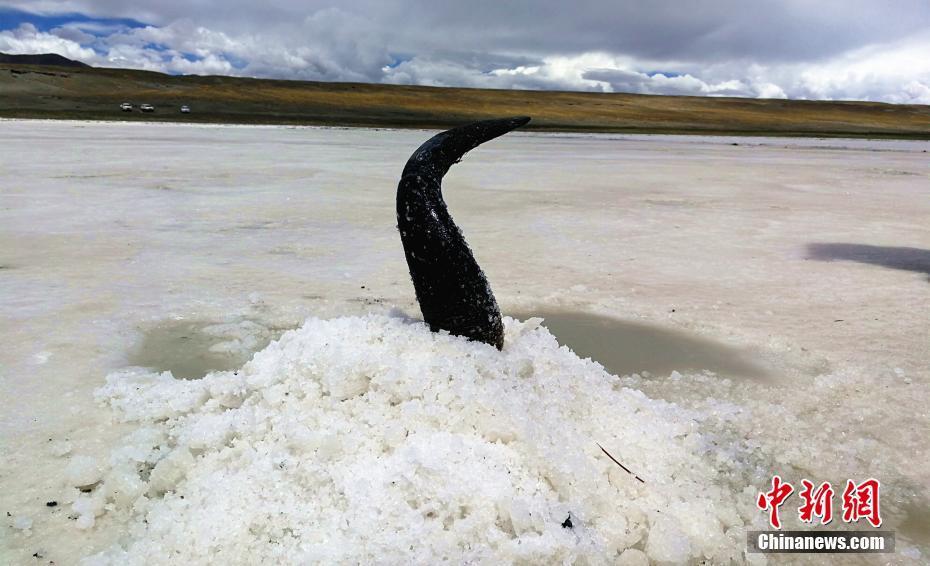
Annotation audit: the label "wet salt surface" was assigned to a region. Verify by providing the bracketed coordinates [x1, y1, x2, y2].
[512, 310, 774, 380]
[1, 120, 929, 563]
[129, 318, 291, 380]
[136, 310, 777, 383]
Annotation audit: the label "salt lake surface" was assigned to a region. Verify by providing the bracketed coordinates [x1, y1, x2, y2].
[1, 120, 928, 564]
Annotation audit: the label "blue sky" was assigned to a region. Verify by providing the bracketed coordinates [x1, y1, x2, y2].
[1, 1, 929, 104]
[0, 7, 145, 33]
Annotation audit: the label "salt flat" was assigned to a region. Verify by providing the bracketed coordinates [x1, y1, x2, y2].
[1, 120, 928, 563]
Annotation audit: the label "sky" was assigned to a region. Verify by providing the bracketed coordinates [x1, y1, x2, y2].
[1, 1, 929, 104]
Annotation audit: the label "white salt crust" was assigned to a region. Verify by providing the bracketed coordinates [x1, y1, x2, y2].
[80, 315, 763, 564]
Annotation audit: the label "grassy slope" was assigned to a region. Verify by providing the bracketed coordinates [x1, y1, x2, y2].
[3, 63, 930, 138]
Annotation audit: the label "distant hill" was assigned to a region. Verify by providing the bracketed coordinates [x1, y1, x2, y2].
[1, 59, 929, 138]
[0, 52, 90, 68]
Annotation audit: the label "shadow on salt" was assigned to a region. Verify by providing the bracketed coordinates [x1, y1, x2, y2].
[512, 309, 774, 380]
[806, 242, 930, 279]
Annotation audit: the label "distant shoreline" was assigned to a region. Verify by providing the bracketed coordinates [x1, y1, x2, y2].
[5, 114, 930, 142]
[4, 112, 930, 141]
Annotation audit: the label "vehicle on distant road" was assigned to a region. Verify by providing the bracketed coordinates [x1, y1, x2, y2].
[120, 102, 133, 112]
[180, 105, 191, 113]
[140, 104, 155, 112]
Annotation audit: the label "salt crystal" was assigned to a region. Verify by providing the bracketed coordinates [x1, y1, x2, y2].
[645, 516, 692, 563]
[65, 455, 102, 487]
[80, 315, 752, 564]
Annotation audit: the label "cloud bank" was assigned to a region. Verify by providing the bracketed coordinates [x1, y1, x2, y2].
[1, 1, 929, 103]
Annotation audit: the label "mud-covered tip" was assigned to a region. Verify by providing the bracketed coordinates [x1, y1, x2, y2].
[462, 115, 531, 143]
[402, 116, 532, 179]
[469, 116, 531, 138]
[461, 115, 531, 144]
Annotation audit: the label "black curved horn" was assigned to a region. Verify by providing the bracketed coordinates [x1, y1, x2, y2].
[397, 117, 531, 349]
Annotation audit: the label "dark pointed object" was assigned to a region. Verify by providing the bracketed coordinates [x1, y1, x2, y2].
[397, 116, 531, 349]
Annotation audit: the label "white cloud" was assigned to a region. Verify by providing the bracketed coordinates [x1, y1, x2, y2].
[0, 23, 99, 62]
[755, 83, 787, 100]
[384, 53, 623, 91]
[49, 25, 95, 44]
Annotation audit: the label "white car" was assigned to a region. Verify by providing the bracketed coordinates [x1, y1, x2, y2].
[180, 105, 191, 114]
[120, 102, 133, 111]
[140, 104, 155, 112]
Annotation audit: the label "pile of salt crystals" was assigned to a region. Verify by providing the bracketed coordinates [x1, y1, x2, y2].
[79, 315, 763, 564]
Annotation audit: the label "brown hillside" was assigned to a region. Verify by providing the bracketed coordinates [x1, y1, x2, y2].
[2, 63, 929, 138]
